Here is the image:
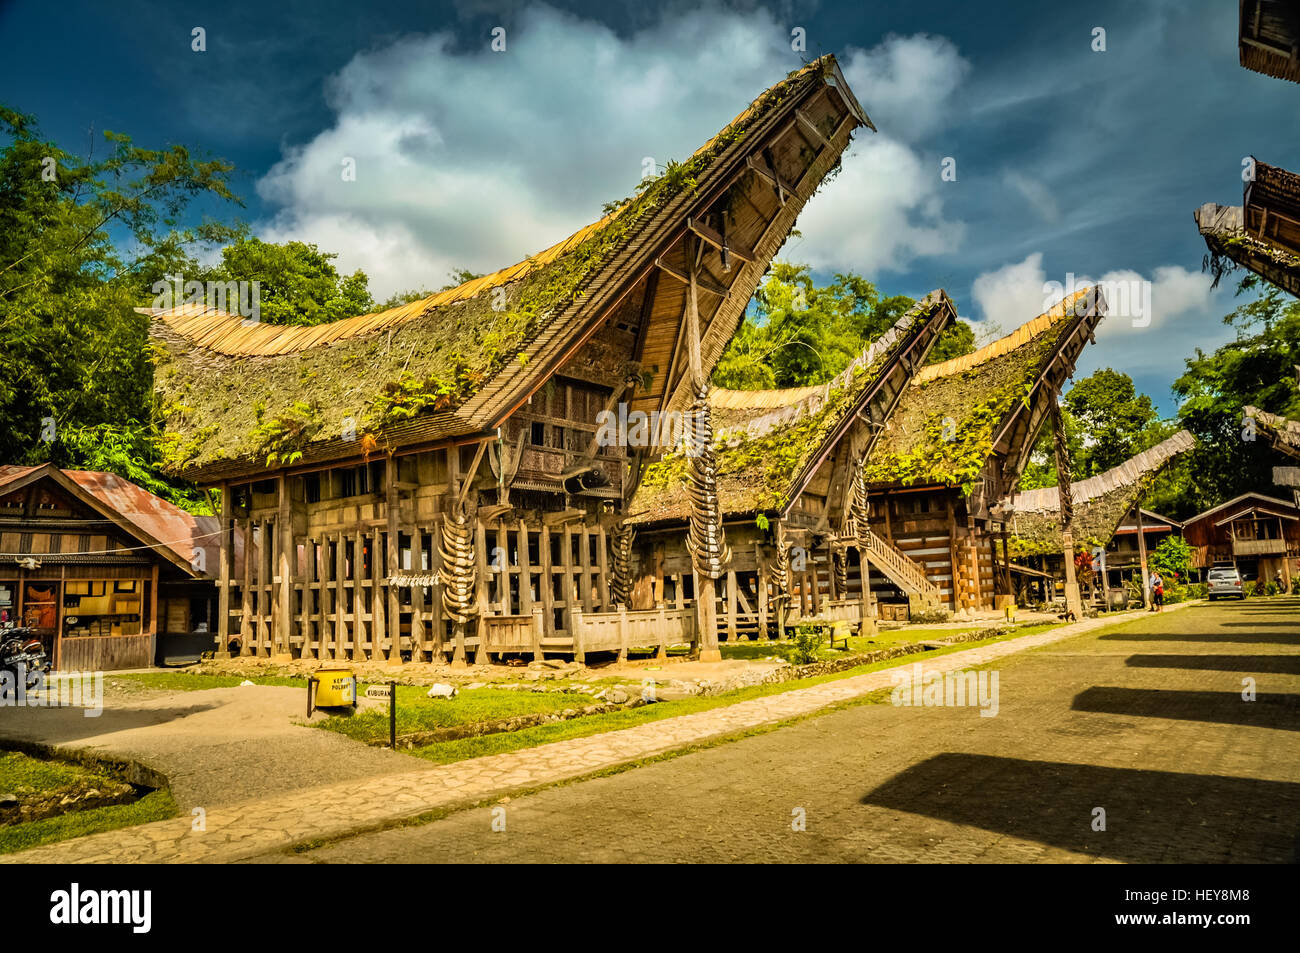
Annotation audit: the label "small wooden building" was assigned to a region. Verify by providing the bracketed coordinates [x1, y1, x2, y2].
[1004, 431, 1195, 599]
[1182, 491, 1300, 586]
[147, 57, 874, 664]
[0, 464, 224, 670]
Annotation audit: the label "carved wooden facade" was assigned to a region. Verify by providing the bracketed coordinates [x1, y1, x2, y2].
[148, 57, 875, 662]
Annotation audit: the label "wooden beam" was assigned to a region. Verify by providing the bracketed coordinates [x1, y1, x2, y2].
[745, 154, 791, 204]
[654, 257, 730, 299]
[458, 439, 490, 505]
[687, 216, 756, 264]
[217, 483, 231, 654]
[795, 108, 831, 151]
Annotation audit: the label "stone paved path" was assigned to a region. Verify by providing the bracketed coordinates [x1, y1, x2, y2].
[4, 608, 1179, 863]
[0, 684, 417, 809]
[292, 599, 1299, 864]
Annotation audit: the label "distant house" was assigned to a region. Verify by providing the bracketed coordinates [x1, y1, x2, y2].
[1004, 432, 1194, 600]
[0, 463, 231, 670]
[1181, 492, 1300, 586]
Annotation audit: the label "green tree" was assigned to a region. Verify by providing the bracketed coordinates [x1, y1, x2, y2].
[204, 237, 374, 326]
[712, 263, 974, 389]
[1016, 369, 1188, 514]
[0, 106, 241, 507]
[1149, 535, 1193, 581]
[1173, 285, 1300, 511]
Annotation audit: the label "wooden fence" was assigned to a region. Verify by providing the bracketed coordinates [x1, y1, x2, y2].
[787, 598, 863, 628]
[571, 606, 697, 662]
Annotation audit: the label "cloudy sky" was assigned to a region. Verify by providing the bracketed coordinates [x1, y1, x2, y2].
[4, 0, 1298, 413]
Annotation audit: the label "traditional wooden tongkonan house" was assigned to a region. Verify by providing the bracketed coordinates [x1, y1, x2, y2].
[146, 56, 874, 665]
[0, 464, 228, 670]
[625, 292, 956, 639]
[1238, 1, 1300, 84]
[1002, 431, 1195, 604]
[625, 286, 1109, 629]
[1197, 159, 1300, 297]
[860, 287, 1107, 613]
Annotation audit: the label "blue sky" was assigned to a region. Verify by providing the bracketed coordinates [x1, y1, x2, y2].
[3, 0, 1297, 414]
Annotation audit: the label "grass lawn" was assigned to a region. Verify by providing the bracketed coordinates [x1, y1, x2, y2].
[409, 623, 1060, 765]
[314, 685, 597, 744]
[108, 672, 307, 692]
[717, 624, 1037, 661]
[0, 790, 177, 855]
[0, 750, 178, 855]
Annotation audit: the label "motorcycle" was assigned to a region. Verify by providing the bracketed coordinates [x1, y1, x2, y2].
[1, 628, 51, 691]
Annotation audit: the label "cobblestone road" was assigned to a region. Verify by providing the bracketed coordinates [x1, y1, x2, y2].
[6, 609, 1144, 863]
[294, 599, 1300, 864]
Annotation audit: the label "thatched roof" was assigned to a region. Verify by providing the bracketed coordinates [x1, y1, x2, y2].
[1240, 1, 1300, 84]
[862, 288, 1105, 494]
[1246, 405, 1300, 459]
[628, 291, 956, 526]
[1005, 431, 1195, 557]
[150, 56, 872, 483]
[1198, 160, 1300, 295]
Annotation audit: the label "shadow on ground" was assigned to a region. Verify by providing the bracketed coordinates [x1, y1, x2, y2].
[1099, 631, 1299, 644]
[1072, 686, 1300, 730]
[861, 753, 1300, 863]
[1125, 654, 1300, 674]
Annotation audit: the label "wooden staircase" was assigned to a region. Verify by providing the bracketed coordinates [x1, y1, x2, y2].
[857, 529, 944, 608]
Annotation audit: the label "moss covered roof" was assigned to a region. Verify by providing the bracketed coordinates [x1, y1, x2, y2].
[1196, 202, 1300, 296]
[862, 290, 1093, 492]
[628, 293, 951, 525]
[150, 56, 866, 481]
[1245, 405, 1300, 459]
[1006, 431, 1194, 557]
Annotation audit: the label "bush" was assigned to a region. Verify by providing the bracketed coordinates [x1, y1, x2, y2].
[1265, 580, 1281, 597]
[784, 623, 826, 665]
[1162, 583, 1189, 605]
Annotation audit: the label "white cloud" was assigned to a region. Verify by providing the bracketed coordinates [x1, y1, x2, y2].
[971, 251, 1048, 331]
[838, 33, 970, 142]
[253, 4, 971, 298]
[1003, 171, 1061, 224]
[969, 253, 1229, 376]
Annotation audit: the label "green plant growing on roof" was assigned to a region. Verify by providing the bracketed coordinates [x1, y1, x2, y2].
[250, 400, 322, 467]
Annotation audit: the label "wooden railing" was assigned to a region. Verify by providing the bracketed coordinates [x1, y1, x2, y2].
[481, 609, 546, 659]
[858, 530, 944, 606]
[570, 606, 697, 662]
[1232, 537, 1288, 556]
[787, 597, 862, 628]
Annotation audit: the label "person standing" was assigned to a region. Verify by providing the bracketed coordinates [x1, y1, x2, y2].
[1149, 570, 1164, 612]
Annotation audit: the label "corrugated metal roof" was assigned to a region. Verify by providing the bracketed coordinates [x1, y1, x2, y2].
[0, 464, 240, 577]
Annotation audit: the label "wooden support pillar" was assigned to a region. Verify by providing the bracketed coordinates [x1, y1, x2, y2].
[217, 484, 232, 657]
[300, 538, 316, 660]
[696, 575, 720, 662]
[412, 527, 427, 662]
[147, 563, 159, 661]
[385, 455, 402, 662]
[240, 517, 253, 656]
[473, 516, 489, 665]
[273, 475, 294, 660]
[1135, 506, 1151, 609]
[334, 532, 346, 660]
[725, 568, 737, 641]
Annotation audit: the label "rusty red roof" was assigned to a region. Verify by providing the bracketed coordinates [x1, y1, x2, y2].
[0, 463, 240, 577]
